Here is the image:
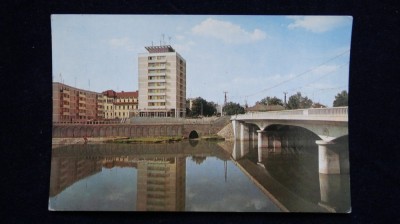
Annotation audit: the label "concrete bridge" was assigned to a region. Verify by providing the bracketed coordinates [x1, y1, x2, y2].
[231, 107, 348, 174]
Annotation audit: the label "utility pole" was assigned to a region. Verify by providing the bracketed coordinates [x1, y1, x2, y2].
[223, 91, 228, 105]
[223, 91, 228, 116]
[284, 92, 288, 109]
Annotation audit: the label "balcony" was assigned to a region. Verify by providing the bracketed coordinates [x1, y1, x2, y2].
[148, 72, 166, 76]
[148, 79, 166, 83]
[79, 112, 86, 116]
[148, 99, 166, 103]
[63, 104, 70, 109]
[79, 93, 86, 98]
[148, 92, 166, 96]
[150, 57, 167, 62]
[148, 64, 166, 70]
[61, 89, 70, 94]
[62, 112, 70, 116]
[148, 85, 166, 89]
[79, 106, 86, 110]
[148, 106, 166, 109]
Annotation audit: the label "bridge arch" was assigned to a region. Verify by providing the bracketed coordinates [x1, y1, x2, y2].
[188, 130, 199, 139]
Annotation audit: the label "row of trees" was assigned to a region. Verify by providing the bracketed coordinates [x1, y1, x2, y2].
[186, 90, 348, 117]
[256, 90, 348, 109]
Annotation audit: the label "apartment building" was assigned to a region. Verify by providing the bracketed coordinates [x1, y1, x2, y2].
[53, 82, 103, 123]
[53, 82, 139, 123]
[138, 45, 186, 118]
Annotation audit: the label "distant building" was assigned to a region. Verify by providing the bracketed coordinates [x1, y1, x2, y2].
[53, 82, 103, 123]
[311, 102, 327, 108]
[245, 103, 285, 113]
[102, 90, 139, 119]
[138, 45, 186, 118]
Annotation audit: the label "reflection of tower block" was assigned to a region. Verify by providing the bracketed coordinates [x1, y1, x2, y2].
[137, 157, 186, 211]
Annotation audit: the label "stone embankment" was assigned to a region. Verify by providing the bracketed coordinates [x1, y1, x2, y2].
[52, 137, 125, 148]
[217, 122, 234, 141]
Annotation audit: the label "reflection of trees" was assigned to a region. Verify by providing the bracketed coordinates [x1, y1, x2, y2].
[191, 156, 207, 165]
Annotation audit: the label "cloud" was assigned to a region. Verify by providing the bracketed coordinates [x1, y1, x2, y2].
[109, 37, 136, 51]
[287, 16, 350, 33]
[192, 18, 266, 44]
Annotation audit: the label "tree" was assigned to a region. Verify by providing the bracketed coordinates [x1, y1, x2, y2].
[258, 96, 283, 106]
[190, 97, 217, 117]
[287, 92, 313, 109]
[223, 102, 245, 115]
[333, 90, 348, 107]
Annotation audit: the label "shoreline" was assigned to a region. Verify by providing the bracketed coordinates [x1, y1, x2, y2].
[52, 135, 225, 148]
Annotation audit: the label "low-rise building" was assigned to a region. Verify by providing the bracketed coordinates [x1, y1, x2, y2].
[102, 90, 139, 119]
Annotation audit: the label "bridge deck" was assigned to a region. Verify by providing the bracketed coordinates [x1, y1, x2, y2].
[232, 107, 348, 122]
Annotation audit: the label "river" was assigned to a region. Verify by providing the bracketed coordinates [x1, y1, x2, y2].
[49, 134, 350, 212]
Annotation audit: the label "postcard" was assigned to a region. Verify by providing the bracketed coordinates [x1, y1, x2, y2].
[50, 15, 352, 212]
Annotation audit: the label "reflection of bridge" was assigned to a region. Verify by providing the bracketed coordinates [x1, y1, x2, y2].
[226, 140, 350, 213]
[231, 107, 348, 174]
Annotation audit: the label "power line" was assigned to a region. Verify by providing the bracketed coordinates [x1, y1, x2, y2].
[233, 49, 350, 100]
[286, 61, 349, 93]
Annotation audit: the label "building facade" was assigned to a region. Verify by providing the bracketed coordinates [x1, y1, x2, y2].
[138, 45, 186, 118]
[53, 82, 139, 123]
[102, 90, 139, 119]
[53, 82, 103, 123]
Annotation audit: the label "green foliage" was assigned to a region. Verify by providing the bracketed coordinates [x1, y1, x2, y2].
[223, 102, 245, 115]
[258, 96, 284, 106]
[189, 97, 217, 117]
[333, 90, 348, 107]
[287, 92, 313, 109]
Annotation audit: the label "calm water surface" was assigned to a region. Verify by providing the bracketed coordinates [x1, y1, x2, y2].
[49, 135, 350, 212]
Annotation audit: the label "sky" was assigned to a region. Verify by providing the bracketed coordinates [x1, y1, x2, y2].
[51, 15, 353, 107]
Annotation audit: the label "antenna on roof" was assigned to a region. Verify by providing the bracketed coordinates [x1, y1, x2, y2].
[168, 36, 172, 45]
[162, 33, 165, 45]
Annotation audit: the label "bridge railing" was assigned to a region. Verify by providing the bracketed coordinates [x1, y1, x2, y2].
[234, 107, 348, 120]
[307, 107, 348, 116]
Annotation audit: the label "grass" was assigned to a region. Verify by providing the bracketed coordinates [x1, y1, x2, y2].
[199, 134, 225, 141]
[104, 136, 185, 144]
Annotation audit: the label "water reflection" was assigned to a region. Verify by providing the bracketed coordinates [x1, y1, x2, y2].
[137, 157, 186, 211]
[49, 132, 350, 212]
[49, 141, 279, 212]
[224, 128, 350, 213]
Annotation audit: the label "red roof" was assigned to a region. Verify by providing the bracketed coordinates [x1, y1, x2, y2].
[116, 91, 138, 98]
[102, 90, 117, 97]
[102, 90, 138, 98]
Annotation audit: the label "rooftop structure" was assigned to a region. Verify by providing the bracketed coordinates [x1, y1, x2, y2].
[145, 45, 175, 53]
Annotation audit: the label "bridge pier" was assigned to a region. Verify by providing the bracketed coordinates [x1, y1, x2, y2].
[318, 174, 350, 212]
[240, 123, 250, 141]
[257, 130, 268, 148]
[316, 140, 341, 174]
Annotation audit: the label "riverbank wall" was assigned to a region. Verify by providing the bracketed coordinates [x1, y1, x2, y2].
[52, 116, 231, 140]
